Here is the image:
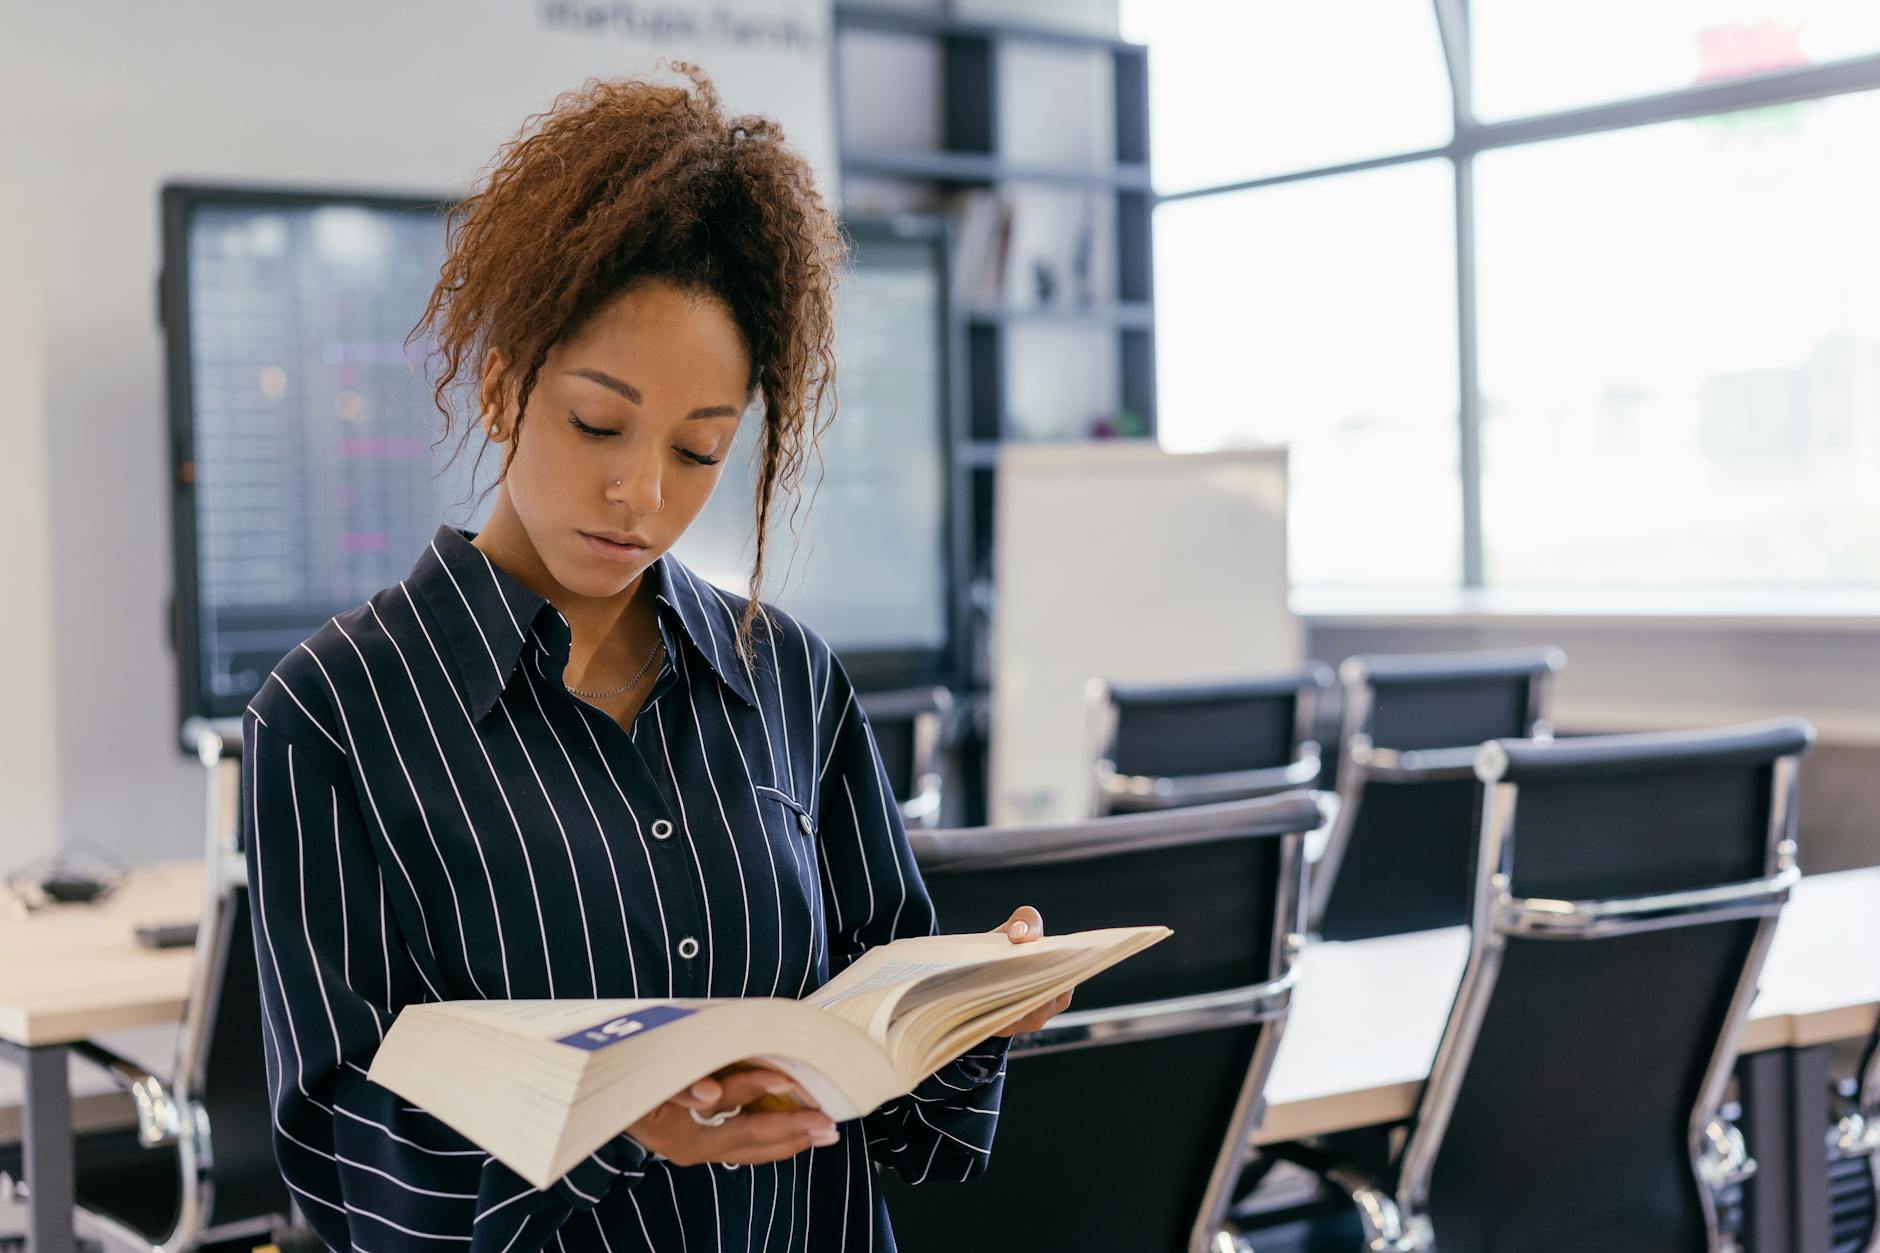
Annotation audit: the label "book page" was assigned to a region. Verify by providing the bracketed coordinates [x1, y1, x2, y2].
[412, 997, 728, 1043]
[804, 959, 957, 1010]
[802, 926, 1170, 1045]
[809, 927, 1146, 1004]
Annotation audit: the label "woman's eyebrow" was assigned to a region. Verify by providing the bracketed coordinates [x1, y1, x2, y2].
[563, 367, 741, 419]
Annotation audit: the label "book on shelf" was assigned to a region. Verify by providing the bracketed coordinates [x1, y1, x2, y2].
[950, 187, 1014, 310]
[367, 923, 1171, 1188]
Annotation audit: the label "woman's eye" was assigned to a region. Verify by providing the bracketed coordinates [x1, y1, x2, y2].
[567, 413, 615, 438]
[567, 413, 716, 464]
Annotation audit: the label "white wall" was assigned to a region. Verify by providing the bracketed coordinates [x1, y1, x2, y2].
[0, 285, 64, 864]
[0, 0, 835, 868]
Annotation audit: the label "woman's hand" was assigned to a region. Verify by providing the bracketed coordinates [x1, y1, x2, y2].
[987, 905, 1073, 1037]
[626, 1066, 839, 1167]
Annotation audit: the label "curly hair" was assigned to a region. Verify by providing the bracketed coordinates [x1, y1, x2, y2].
[409, 61, 848, 667]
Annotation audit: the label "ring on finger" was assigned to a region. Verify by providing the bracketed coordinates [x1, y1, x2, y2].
[690, 1104, 744, 1127]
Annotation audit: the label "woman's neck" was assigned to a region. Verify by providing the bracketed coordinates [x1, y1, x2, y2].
[469, 492, 660, 691]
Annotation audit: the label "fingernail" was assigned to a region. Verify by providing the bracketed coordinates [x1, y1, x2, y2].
[810, 1128, 839, 1146]
[1011, 921, 1028, 937]
[764, 1078, 795, 1095]
[691, 1082, 713, 1100]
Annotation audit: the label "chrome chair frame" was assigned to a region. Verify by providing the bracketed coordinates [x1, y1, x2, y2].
[1084, 665, 1334, 817]
[1326, 721, 1808, 1253]
[1839, 1026, 1880, 1253]
[908, 793, 1321, 1253]
[1307, 647, 1566, 934]
[858, 685, 953, 830]
[9, 720, 291, 1253]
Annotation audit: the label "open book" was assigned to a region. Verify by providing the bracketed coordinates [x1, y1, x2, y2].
[366, 924, 1170, 1188]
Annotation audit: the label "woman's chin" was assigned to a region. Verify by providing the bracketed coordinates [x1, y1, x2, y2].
[551, 541, 651, 596]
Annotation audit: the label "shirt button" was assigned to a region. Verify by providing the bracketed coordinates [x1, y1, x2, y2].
[677, 936, 700, 959]
[796, 811, 815, 837]
[651, 819, 674, 841]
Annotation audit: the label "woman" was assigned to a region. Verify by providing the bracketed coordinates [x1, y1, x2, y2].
[241, 64, 1067, 1252]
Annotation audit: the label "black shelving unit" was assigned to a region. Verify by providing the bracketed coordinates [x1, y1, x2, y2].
[833, 1, 1156, 823]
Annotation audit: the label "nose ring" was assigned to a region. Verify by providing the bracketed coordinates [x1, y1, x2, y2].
[613, 478, 663, 512]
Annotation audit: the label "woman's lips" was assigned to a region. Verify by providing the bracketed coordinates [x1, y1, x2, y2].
[580, 531, 649, 563]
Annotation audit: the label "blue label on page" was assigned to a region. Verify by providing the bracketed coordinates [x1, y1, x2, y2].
[556, 1005, 699, 1052]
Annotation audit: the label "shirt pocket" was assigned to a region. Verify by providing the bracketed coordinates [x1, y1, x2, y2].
[753, 784, 818, 840]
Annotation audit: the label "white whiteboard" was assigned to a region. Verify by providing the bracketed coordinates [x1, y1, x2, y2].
[989, 442, 1300, 825]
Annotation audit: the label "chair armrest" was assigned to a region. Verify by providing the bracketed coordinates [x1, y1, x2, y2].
[1101, 757, 1323, 810]
[68, 1040, 181, 1148]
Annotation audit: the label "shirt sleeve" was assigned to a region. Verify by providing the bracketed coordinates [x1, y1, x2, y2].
[241, 708, 651, 1252]
[809, 653, 1013, 1186]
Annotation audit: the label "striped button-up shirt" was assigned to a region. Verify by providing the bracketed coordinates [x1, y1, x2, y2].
[241, 522, 1009, 1253]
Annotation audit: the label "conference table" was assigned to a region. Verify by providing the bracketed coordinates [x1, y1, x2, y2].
[1, 862, 1876, 1252]
[1257, 865, 1880, 1253]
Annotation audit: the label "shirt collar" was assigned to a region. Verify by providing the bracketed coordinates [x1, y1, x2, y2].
[645, 542, 761, 712]
[407, 524, 757, 722]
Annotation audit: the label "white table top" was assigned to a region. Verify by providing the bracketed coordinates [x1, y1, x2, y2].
[0, 860, 203, 1046]
[1256, 866, 1880, 1145]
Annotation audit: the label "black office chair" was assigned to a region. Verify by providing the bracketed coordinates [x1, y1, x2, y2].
[858, 686, 953, 830]
[1831, 1022, 1880, 1251]
[0, 725, 291, 1252]
[1312, 647, 1566, 941]
[880, 792, 1325, 1253]
[1242, 717, 1813, 1253]
[1085, 665, 1335, 816]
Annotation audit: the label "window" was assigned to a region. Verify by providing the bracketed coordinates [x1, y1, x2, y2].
[1154, 160, 1460, 586]
[1472, 0, 1880, 121]
[1135, 7, 1880, 597]
[1119, 0, 1452, 193]
[1477, 90, 1880, 587]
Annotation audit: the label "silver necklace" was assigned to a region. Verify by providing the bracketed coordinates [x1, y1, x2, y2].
[567, 636, 664, 700]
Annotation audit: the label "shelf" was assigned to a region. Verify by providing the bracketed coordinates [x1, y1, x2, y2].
[835, 0, 1156, 821]
[833, 3, 1143, 54]
[842, 148, 1151, 189]
[963, 302, 1153, 329]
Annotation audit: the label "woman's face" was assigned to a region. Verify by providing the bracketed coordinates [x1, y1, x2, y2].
[482, 277, 752, 600]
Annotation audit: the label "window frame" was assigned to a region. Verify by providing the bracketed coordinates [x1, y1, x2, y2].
[1152, 0, 1880, 598]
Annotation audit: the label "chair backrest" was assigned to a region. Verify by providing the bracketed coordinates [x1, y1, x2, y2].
[1086, 664, 1334, 816]
[881, 792, 1323, 1253]
[1312, 647, 1565, 941]
[170, 740, 292, 1244]
[1393, 718, 1811, 1253]
[858, 685, 953, 829]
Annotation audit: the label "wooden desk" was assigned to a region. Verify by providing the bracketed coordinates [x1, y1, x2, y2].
[0, 860, 202, 1044]
[0, 859, 204, 1253]
[1257, 867, 1880, 1145]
